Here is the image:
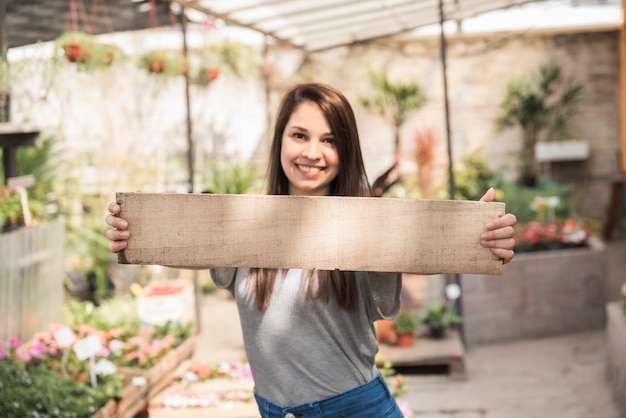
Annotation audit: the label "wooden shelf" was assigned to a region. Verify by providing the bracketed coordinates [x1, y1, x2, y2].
[377, 329, 466, 380]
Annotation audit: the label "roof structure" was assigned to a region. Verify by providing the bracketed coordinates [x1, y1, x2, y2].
[173, 0, 542, 52]
[4, 0, 172, 49]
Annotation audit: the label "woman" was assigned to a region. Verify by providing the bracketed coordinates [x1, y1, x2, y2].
[106, 82, 516, 417]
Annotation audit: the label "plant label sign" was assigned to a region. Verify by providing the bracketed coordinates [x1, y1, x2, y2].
[53, 327, 76, 349]
[116, 193, 506, 275]
[73, 334, 103, 361]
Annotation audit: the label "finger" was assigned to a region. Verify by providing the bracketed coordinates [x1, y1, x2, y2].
[105, 229, 129, 241]
[105, 214, 128, 230]
[481, 237, 516, 251]
[107, 202, 121, 215]
[485, 213, 517, 231]
[479, 187, 495, 202]
[108, 240, 127, 253]
[488, 248, 515, 264]
[481, 226, 515, 241]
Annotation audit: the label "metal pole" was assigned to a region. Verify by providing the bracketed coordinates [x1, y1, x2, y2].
[0, 0, 11, 123]
[179, 7, 194, 194]
[438, 0, 465, 345]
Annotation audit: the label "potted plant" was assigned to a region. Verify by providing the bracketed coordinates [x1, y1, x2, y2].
[141, 50, 188, 77]
[496, 63, 584, 186]
[392, 308, 420, 347]
[55, 31, 126, 69]
[421, 302, 461, 339]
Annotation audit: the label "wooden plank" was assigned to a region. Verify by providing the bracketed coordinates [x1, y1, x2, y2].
[117, 193, 505, 275]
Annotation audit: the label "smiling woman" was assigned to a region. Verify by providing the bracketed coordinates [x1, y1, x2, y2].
[280, 102, 340, 196]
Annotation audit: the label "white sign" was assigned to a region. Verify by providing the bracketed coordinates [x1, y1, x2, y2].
[73, 335, 103, 361]
[53, 327, 76, 349]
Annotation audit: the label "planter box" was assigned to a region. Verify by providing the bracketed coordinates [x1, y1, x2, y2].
[148, 377, 259, 418]
[91, 399, 117, 418]
[535, 140, 589, 162]
[606, 302, 626, 417]
[461, 235, 606, 345]
[116, 336, 196, 418]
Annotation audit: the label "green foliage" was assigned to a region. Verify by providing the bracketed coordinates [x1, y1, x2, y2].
[64, 296, 140, 335]
[496, 63, 584, 182]
[361, 70, 427, 128]
[453, 151, 504, 201]
[392, 309, 421, 334]
[498, 179, 575, 223]
[0, 359, 119, 417]
[55, 31, 127, 70]
[360, 70, 427, 160]
[141, 50, 187, 77]
[200, 40, 261, 79]
[201, 161, 261, 194]
[421, 302, 462, 330]
[153, 320, 194, 344]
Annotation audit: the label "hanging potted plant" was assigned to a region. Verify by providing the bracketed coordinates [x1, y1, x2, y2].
[54, 31, 126, 69]
[141, 50, 188, 77]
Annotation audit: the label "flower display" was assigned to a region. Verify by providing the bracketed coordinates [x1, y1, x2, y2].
[515, 218, 591, 252]
[184, 361, 253, 382]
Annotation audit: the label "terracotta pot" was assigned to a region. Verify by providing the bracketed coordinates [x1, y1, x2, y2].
[395, 332, 415, 347]
[375, 319, 396, 344]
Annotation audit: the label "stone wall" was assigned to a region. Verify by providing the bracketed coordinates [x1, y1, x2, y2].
[460, 236, 607, 346]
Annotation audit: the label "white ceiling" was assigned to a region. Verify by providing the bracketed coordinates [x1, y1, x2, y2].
[173, 0, 542, 52]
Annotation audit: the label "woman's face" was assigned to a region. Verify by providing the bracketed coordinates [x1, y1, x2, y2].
[280, 101, 340, 196]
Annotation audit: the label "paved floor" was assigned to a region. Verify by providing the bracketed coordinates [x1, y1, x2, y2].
[193, 237, 626, 418]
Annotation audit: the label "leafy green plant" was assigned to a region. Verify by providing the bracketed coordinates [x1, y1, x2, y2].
[392, 309, 421, 334]
[360, 70, 427, 165]
[453, 150, 504, 201]
[0, 350, 121, 417]
[55, 31, 126, 70]
[201, 161, 261, 194]
[421, 302, 461, 331]
[141, 50, 188, 77]
[496, 63, 584, 185]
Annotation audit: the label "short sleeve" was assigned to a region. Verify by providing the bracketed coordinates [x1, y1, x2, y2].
[210, 267, 237, 289]
[359, 271, 402, 320]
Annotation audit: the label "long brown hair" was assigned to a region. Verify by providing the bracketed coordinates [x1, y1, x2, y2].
[250, 83, 371, 311]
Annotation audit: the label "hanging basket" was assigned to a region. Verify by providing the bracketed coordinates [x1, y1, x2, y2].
[54, 31, 126, 69]
[141, 50, 188, 77]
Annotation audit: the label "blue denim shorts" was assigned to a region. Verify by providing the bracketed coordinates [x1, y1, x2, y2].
[254, 373, 404, 418]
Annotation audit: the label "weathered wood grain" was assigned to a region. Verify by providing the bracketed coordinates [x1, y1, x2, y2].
[116, 193, 505, 275]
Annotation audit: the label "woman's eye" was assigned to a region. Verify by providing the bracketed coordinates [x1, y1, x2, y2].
[293, 133, 306, 139]
[323, 137, 335, 144]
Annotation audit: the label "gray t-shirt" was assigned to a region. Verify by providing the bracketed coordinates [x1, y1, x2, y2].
[210, 267, 402, 406]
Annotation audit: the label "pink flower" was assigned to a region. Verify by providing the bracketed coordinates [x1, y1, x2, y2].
[9, 338, 20, 348]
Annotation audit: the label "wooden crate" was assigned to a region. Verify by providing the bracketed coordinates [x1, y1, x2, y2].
[116, 336, 196, 418]
[148, 378, 259, 418]
[90, 399, 117, 418]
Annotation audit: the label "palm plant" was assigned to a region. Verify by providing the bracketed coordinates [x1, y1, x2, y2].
[496, 64, 584, 186]
[360, 70, 427, 196]
[361, 70, 427, 164]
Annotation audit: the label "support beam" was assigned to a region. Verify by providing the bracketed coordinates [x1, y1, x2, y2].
[620, 0, 626, 172]
[116, 193, 505, 275]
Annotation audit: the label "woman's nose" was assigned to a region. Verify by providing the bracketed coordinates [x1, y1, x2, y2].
[302, 139, 321, 159]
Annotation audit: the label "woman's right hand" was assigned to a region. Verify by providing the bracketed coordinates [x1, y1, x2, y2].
[105, 202, 129, 253]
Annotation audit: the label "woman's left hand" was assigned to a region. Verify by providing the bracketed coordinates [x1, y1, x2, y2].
[479, 188, 517, 264]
